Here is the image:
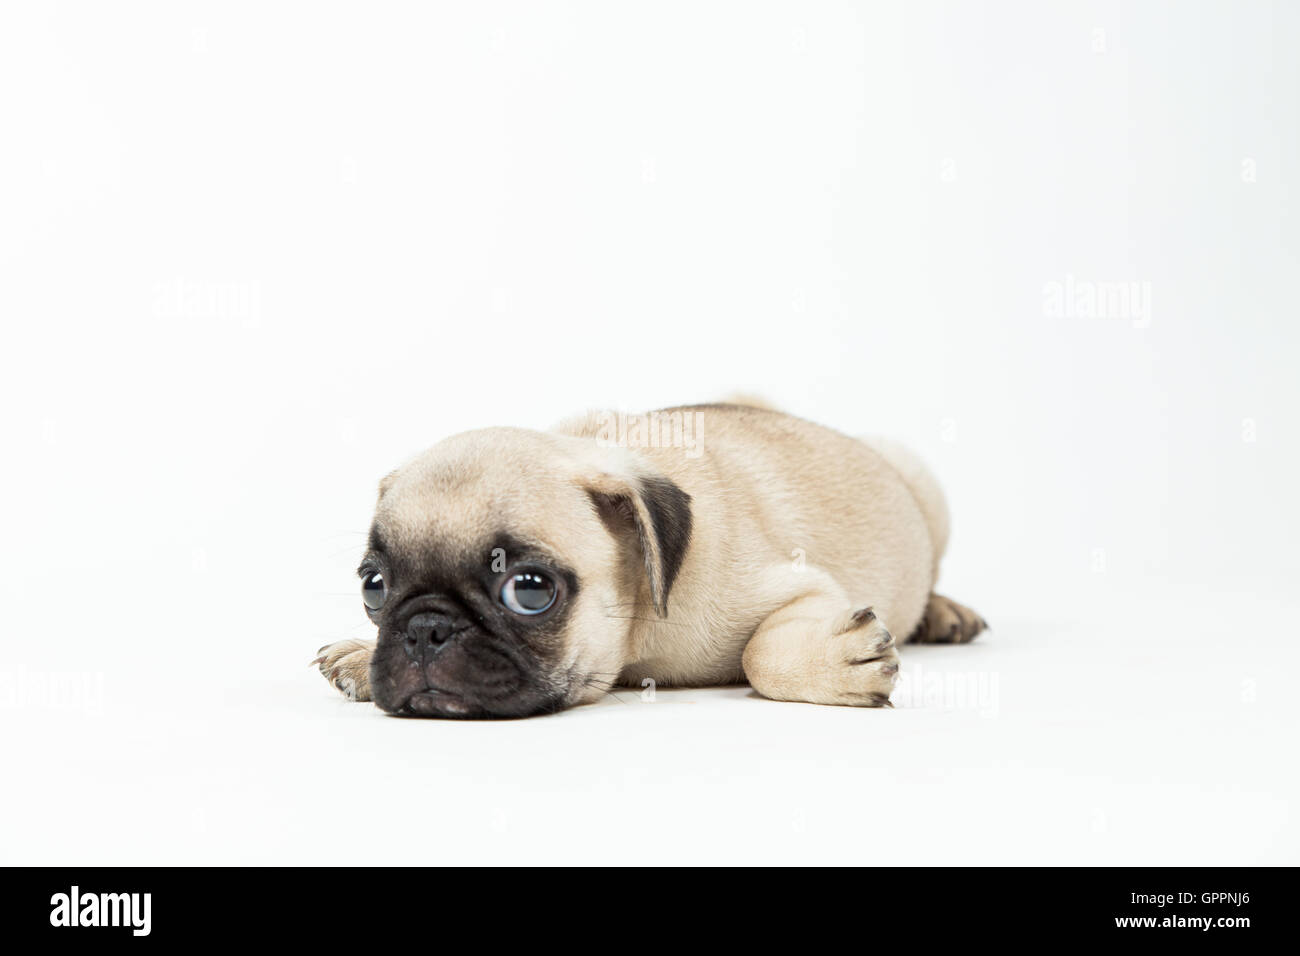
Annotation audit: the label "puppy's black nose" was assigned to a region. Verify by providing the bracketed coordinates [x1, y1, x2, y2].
[404, 612, 454, 662]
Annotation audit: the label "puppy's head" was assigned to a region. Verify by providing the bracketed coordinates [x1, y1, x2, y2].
[359, 427, 691, 718]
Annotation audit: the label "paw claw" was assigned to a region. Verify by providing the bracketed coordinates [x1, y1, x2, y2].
[848, 606, 876, 627]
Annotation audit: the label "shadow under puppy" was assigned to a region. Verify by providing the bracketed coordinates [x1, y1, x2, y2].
[313, 400, 986, 718]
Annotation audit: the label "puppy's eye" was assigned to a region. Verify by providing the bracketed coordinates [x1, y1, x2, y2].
[500, 571, 556, 615]
[361, 571, 388, 611]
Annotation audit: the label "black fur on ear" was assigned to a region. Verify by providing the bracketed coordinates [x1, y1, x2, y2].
[587, 471, 693, 617]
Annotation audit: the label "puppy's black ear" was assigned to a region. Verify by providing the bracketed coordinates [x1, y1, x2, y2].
[587, 471, 692, 617]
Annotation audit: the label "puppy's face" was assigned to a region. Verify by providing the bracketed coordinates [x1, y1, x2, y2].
[359, 427, 690, 718]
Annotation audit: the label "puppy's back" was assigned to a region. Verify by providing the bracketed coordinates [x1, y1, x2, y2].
[561, 402, 936, 639]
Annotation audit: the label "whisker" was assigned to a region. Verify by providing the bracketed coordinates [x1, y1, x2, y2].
[579, 675, 631, 705]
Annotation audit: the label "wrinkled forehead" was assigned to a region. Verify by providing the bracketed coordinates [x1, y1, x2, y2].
[370, 437, 594, 568]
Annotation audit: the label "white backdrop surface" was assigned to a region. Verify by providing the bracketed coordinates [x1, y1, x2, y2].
[1, 1, 1296, 864]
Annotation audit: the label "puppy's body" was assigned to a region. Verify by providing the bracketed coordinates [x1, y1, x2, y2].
[315, 402, 985, 716]
[559, 403, 934, 687]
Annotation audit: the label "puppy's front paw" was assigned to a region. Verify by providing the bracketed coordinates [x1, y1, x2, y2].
[311, 639, 375, 702]
[831, 606, 899, 707]
[742, 589, 901, 709]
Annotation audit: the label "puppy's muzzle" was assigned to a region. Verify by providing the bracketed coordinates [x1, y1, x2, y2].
[370, 597, 559, 718]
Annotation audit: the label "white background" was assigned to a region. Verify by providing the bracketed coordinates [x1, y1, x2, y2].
[2, 1, 1297, 864]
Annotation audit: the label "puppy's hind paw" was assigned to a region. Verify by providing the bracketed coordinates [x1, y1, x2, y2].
[907, 594, 987, 644]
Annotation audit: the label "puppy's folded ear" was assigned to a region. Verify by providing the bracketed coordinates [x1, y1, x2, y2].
[586, 469, 692, 617]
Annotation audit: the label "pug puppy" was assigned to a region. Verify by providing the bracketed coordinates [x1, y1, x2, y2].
[312, 400, 985, 718]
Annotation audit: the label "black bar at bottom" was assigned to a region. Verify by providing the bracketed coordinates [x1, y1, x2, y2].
[8, 866, 1285, 944]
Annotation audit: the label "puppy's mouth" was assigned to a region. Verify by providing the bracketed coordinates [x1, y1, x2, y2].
[370, 631, 565, 719]
[400, 688, 477, 718]
[390, 681, 565, 720]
